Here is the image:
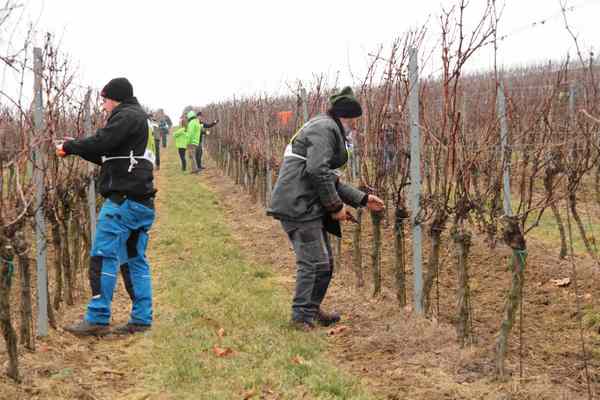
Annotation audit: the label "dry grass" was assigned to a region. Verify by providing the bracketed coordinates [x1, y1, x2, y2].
[201, 155, 600, 399]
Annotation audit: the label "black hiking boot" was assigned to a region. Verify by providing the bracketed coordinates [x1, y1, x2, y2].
[112, 323, 151, 335]
[290, 319, 316, 332]
[64, 320, 110, 337]
[316, 308, 341, 327]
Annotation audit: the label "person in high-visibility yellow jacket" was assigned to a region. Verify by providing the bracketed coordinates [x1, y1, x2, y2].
[186, 110, 201, 173]
[172, 115, 189, 171]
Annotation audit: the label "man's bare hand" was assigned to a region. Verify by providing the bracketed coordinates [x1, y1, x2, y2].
[366, 195, 385, 212]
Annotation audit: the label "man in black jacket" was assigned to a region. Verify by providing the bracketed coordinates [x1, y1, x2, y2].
[59, 77, 157, 336]
[194, 110, 218, 170]
[156, 108, 172, 148]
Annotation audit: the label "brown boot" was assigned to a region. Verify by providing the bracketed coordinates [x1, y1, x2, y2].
[316, 309, 341, 327]
[112, 323, 151, 335]
[64, 320, 110, 337]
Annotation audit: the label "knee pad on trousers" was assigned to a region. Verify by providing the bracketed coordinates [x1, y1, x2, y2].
[89, 256, 102, 297]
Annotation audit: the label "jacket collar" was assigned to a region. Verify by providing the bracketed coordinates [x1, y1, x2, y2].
[326, 112, 347, 142]
[109, 97, 140, 117]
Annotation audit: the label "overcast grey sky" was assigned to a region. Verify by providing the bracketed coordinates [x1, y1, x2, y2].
[4, 0, 600, 120]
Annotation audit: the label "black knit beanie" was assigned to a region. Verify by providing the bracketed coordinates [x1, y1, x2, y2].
[329, 86, 362, 118]
[101, 77, 133, 102]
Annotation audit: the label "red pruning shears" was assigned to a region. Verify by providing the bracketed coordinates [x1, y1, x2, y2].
[54, 136, 74, 158]
[346, 211, 359, 224]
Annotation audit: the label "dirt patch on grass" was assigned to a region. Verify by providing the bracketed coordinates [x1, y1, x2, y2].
[198, 158, 600, 400]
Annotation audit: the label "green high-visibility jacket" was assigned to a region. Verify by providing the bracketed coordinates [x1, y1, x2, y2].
[187, 117, 201, 145]
[172, 126, 188, 149]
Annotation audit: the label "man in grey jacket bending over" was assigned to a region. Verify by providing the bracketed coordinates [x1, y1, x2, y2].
[267, 87, 384, 332]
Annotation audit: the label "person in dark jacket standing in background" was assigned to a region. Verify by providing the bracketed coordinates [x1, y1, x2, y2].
[156, 109, 172, 148]
[194, 110, 219, 170]
[267, 86, 385, 331]
[57, 77, 157, 336]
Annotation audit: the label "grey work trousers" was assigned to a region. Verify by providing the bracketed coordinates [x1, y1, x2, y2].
[195, 142, 204, 169]
[154, 139, 161, 169]
[187, 144, 199, 172]
[281, 219, 333, 323]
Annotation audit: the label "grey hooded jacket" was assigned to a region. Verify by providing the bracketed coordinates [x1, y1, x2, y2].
[267, 113, 366, 222]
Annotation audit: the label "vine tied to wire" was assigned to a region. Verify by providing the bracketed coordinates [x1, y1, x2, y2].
[0, 255, 14, 286]
[508, 249, 528, 272]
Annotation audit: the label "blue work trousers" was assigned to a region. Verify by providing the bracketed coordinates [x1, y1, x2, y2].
[85, 199, 155, 326]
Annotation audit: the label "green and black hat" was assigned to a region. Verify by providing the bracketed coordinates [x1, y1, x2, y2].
[329, 86, 362, 118]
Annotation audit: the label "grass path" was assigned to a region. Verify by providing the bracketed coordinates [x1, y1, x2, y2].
[128, 149, 375, 399]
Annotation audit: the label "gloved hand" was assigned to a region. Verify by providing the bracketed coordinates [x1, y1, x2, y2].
[55, 142, 67, 157]
[54, 136, 73, 158]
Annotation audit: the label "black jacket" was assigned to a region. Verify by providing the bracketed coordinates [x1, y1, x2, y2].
[63, 97, 155, 199]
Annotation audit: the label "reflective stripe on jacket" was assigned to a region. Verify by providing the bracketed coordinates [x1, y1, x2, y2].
[267, 114, 365, 222]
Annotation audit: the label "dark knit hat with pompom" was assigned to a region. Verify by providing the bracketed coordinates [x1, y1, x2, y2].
[329, 86, 362, 118]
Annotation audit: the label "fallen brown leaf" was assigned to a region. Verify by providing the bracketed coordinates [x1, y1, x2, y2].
[243, 389, 257, 399]
[38, 344, 50, 353]
[291, 355, 305, 365]
[212, 345, 234, 357]
[328, 325, 349, 336]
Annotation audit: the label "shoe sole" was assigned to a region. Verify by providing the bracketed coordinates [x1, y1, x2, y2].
[112, 325, 151, 335]
[65, 328, 111, 337]
[112, 328, 150, 335]
[316, 318, 341, 327]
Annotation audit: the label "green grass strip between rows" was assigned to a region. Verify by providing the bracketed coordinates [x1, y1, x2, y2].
[132, 150, 376, 400]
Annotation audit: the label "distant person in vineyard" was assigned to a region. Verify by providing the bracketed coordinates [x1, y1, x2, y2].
[267, 86, 385, 332]
[150, 114, 161, 170]
[173, 114, 189, 171]
[156, 109, 172, 148]
[56, 77, 157, 336]
[194, 110, 219, 170]
[186, 110, 201, 173]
